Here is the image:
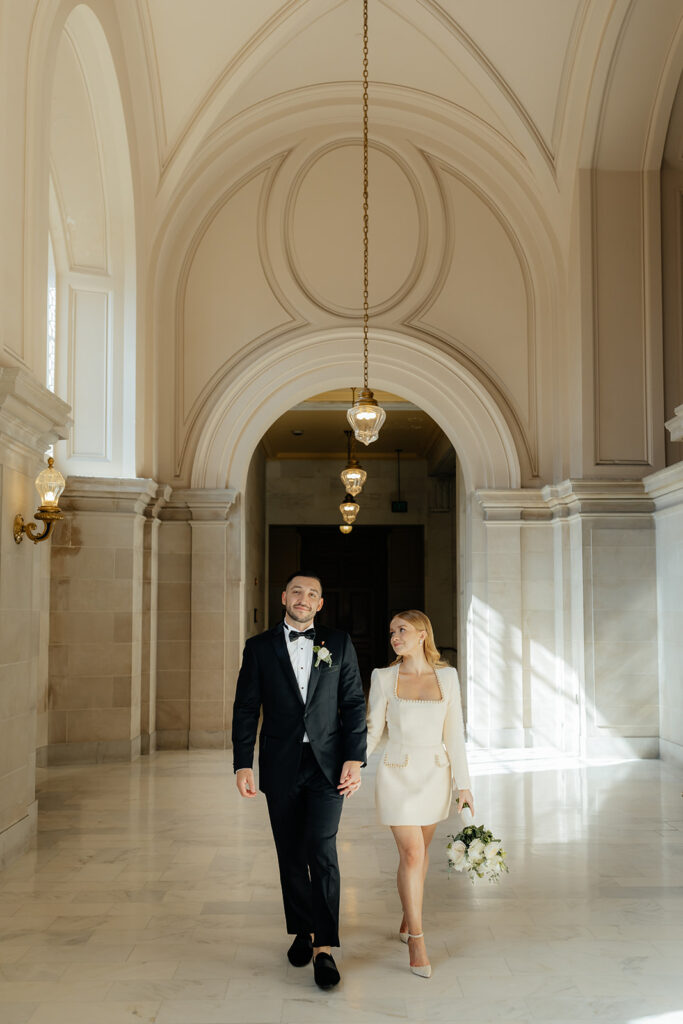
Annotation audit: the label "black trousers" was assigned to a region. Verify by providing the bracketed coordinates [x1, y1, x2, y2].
[265, 744, 344, 947]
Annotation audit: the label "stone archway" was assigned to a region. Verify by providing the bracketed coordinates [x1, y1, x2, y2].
[191, 327, 521, 495]
[176, 327, 521, 749]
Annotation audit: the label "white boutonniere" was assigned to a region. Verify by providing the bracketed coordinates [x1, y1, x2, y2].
[313, 644, 332, 668]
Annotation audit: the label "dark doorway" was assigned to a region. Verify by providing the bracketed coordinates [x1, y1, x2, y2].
[268, 525, 424, 690]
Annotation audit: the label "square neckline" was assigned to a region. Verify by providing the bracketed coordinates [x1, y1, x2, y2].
[393, 663, 445, 704]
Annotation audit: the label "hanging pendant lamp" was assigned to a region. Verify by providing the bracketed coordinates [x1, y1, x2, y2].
[347, 0, 386, 446]
[340, 493, 360, 525]
[340, 428, 367, 497]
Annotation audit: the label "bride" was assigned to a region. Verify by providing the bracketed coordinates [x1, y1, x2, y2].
[366, 610, 474, 978]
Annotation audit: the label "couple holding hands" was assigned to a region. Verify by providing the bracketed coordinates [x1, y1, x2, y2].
[232, 572, 473, 988]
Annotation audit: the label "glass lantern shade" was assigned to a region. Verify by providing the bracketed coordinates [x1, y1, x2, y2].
[35, 457, 65, 508]
[339, 524, 353, 534]
[340, 494, 359, 524]
[339, 461, 367, 497]
[347, 388, 386, 446]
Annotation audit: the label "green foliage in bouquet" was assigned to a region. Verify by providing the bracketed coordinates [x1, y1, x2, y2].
[446, 823, 509, 883]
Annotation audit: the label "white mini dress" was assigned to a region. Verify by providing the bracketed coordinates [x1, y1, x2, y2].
[366, 664, 471, 827]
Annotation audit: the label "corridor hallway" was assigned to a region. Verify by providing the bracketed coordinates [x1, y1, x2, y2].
[0, 750, 682, 1024]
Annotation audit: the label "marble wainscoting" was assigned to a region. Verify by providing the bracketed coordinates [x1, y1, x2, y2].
[0, 369, 70, 867]
[0, 749, 681, 1023]
[645, 461, 683, 768]
[469, 482, 660, 761]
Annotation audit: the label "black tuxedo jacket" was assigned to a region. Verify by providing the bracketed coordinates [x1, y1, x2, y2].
[232, 622, 367, 796]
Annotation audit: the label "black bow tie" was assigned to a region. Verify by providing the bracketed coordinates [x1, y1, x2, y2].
[288, 628, 316, 643]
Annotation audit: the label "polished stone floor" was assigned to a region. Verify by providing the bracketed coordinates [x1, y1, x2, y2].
[0, 749, 682, 1024]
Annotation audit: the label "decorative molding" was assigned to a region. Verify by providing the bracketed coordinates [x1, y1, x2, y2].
[190, 326, 521, 494]
[414, 0, 568, 177]
[144, 483, 173, 520]
[665, 404, 683, 442]
[174, 155, 299, 477]
[412, 157, 539, 478]
[164, 487, 238, 523]
[0, 368, 71, 474]
[283, 138, 428, 318]
[643, 460, 683, 513]
[140, 0, 314, 179]
[476, 478, 654, 521]
[60, 477, 158, 515]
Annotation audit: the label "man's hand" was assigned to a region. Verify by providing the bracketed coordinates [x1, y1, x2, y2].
[337, 760, 362, 798]
[236, 768, 258, 798]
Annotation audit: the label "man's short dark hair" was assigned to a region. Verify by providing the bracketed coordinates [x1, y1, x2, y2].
[284, 570, 323, 593]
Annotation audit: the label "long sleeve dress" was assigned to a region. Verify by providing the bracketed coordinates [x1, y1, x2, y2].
[366, 663, 471, 826]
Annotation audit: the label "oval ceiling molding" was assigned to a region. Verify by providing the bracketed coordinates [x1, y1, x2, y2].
[284, 140, 426, 317]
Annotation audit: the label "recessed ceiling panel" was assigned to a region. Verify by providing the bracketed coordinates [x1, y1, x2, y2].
[289, 143, 420, 314]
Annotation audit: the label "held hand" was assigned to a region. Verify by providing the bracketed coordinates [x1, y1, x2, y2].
[236, 768, 257, 798]
[456, 788, 474, 817]
[337, 760, 362, 798]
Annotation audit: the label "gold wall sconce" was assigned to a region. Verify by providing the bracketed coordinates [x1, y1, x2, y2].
[14, 457, 65, 544]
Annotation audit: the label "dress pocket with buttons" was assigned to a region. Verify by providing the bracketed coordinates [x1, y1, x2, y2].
[383, 751, 409, 768]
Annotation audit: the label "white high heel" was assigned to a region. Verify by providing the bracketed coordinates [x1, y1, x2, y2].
[407, 933, 432, 978]
[399, 930, 409, 944]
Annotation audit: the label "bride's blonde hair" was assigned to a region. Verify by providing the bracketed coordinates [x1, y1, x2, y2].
[389, 609, 448, 668]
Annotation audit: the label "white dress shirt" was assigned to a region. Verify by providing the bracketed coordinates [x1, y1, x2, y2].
[284, 621, 314, 742]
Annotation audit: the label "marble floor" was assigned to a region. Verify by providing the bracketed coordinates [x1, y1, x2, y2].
[0, 749, 682, 1024]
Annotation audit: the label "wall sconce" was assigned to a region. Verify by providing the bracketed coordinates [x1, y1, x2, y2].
[14, 457, 65, 544]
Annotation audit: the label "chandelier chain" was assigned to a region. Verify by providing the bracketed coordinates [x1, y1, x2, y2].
[362, 0, 369, 390]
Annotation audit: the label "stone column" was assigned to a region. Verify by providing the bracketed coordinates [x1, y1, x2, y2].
[157, 489, 239, 749]
[0, 369, 70, 866]
[471, 481, 658, 758]
[185, 490, 238, 748]
[140, 486, 171, 755]
[49, 477, 158, 763]
[644, 455, 683, 767]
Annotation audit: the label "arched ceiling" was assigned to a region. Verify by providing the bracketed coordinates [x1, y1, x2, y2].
[134, 0, 602, 191]
[132, 0, 683, 214]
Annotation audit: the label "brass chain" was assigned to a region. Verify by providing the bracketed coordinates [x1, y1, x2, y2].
[362, 0, 369, 390]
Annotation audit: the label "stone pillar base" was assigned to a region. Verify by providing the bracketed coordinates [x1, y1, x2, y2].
[189, 729, 228, 749]
[140, 731, 157, 755]
[157, 729, 189, 750]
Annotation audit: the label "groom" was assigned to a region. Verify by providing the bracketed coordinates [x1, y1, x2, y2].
[232, 571, 367, 989]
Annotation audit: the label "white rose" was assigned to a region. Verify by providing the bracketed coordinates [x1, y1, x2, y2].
[447, 840, 466, 869]
[484, 841, 501, 862]
[467, 838, 485, 864]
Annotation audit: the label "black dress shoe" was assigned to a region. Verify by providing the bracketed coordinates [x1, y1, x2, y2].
[313, 951, 340, 989]
[287, 932, 313, 967]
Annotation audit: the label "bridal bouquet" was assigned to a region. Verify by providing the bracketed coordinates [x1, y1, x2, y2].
[446, 823, 508, 883]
